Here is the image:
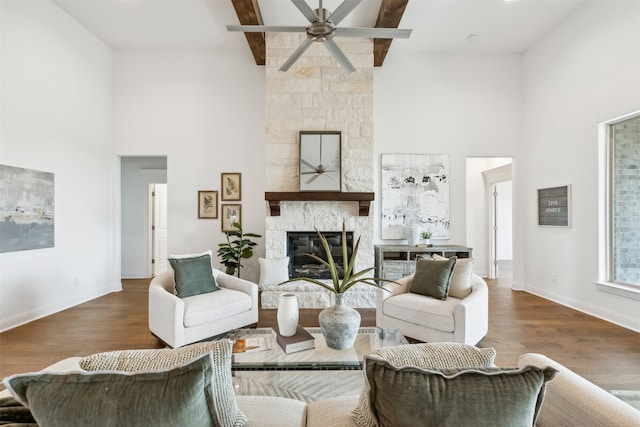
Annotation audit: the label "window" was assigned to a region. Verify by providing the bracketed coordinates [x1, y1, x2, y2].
[599, 111, 640, 292]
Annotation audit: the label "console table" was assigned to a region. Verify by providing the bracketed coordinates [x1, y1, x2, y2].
[374, 244, 473, 280]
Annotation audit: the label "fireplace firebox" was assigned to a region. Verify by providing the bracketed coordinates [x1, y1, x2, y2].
[287, 231, 354, 279]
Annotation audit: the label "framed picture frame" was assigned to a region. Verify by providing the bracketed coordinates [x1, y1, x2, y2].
[197, 190, 218, 219]
[538, 185, 571, 227]
[299, 131, 341, 192]
[221, 173, 241, 201]
[221, 204, 242, 232]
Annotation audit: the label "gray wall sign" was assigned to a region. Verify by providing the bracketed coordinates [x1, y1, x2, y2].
[538, 185, 571, 227]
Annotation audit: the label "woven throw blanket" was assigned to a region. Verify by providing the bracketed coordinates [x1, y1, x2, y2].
[0, 396, 36, 426]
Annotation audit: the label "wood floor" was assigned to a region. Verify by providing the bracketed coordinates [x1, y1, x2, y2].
[1, 277, 639, 392]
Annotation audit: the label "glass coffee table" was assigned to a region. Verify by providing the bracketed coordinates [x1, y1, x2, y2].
[227, 327, 408, 371]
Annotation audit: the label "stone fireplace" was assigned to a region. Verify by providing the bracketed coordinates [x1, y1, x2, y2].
[262, 34, 375, 308]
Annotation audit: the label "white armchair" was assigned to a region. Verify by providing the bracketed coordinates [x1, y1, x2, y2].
[149, 269, 258, 348]
[376, 273, 488, 345]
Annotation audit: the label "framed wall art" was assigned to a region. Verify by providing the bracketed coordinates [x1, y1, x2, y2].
[197, 190, 218, 219]
[538, 185, 571, 227]
[221, 204, 241, 232]
[299, 131, 341, 192]
[0, 164, 55, 253]
[380, 153, 450, 240]
[221, 173, 241, 201]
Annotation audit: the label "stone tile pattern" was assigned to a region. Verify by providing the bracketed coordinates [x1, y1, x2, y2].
[263, 34, 376, 307]
[612, 116, 640, 285]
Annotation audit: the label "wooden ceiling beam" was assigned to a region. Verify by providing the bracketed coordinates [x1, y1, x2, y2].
[374, 0, 409, 67]
[231, 0, 265, 65]
[231, 0, 409, 68]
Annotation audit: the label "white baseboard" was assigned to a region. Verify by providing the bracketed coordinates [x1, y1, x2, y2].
[0, 286, 114, 333]
[524, 283, 640, 333]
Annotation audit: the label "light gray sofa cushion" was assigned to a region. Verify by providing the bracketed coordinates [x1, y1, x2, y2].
[237, 395, 307, 427]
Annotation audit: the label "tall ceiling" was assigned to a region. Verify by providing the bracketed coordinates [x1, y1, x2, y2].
[52, 0, 587, 61]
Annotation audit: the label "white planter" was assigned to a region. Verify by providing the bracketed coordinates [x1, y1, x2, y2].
[405, 223, 421, 246]
[277, 293, 299, 337]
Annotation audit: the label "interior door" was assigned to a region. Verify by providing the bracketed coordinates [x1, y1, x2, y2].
[152, 184, 168, 275]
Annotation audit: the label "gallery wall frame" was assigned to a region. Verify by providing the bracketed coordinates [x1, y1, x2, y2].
[0, 164, 55, 253]
[221, 204, 241, 232]
[538, 185, 571, 227]
[198, 190, 218, 219]
[221, 173, 241, 201]
[380, 153, 450, 240]
[299, 131, 341, 192]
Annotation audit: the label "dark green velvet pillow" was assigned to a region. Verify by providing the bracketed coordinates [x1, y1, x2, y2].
[168, 251, 219, 298]
[4, 353, 248, 427]
[409, 256, 457, 300]
[362, 357, 557, 427]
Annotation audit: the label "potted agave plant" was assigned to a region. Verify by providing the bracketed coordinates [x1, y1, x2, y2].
[281, 223, 396, 350]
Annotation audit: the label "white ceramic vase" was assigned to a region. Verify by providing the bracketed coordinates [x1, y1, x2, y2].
[405, 223, 421, 246]
[277, 293, 299, 337]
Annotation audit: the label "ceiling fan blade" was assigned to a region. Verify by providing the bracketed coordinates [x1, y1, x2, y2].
[279, 38, 314, 72]
[306, 173, 321, 184]
[301, 159, 318, 170]
[323, 39, 356, 74]
[328, 0, 362, 25]
[227, 25, 306, 33]
[291, 0, 320, 23]
[335, 27, 412, 39]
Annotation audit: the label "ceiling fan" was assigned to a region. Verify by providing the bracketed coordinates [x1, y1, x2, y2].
[227, 0, 412, 73]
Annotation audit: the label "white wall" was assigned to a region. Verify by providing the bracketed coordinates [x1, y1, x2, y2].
[113, 51, 266, 282]
[520, 0, 640, 331]
[374, 54, 522, 247]
[0, 0, 115, 330]
[121, 156, 167, 278]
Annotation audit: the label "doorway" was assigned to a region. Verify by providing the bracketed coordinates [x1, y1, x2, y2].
[465, 158, 513, 279]
[120, 156, 167, 279]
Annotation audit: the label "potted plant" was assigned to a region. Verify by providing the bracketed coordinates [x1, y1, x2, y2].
[217, 222, 262, 278]
[421, 230, 432, 247]
[281, 223, 397, 350]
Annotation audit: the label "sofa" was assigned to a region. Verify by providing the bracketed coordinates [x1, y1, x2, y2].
[3, 350, 639, 427]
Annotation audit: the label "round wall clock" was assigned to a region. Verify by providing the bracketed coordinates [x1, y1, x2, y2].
[299, 131, 341, 191]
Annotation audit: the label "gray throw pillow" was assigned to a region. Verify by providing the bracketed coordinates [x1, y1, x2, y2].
[409, 256, 457, 300]
[169, 251, 219, 298]
[4, 352, 248, 427]
[352, 343, 497, 427]
[361, 358, 557, 427]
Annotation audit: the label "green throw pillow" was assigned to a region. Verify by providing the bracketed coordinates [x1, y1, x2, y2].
[4, 352, 248, 427]
[352, 343, 497, 427]
[361, 357, 557, 427]
[409, 256, 457, 300]
[169, 251, 219, 298]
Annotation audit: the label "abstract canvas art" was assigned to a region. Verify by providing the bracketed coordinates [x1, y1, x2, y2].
[0, 164, 55, 253]
[381, 154, 450, 240]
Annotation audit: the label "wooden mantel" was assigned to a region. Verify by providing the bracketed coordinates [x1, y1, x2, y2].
[265, 192, 375, 217]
